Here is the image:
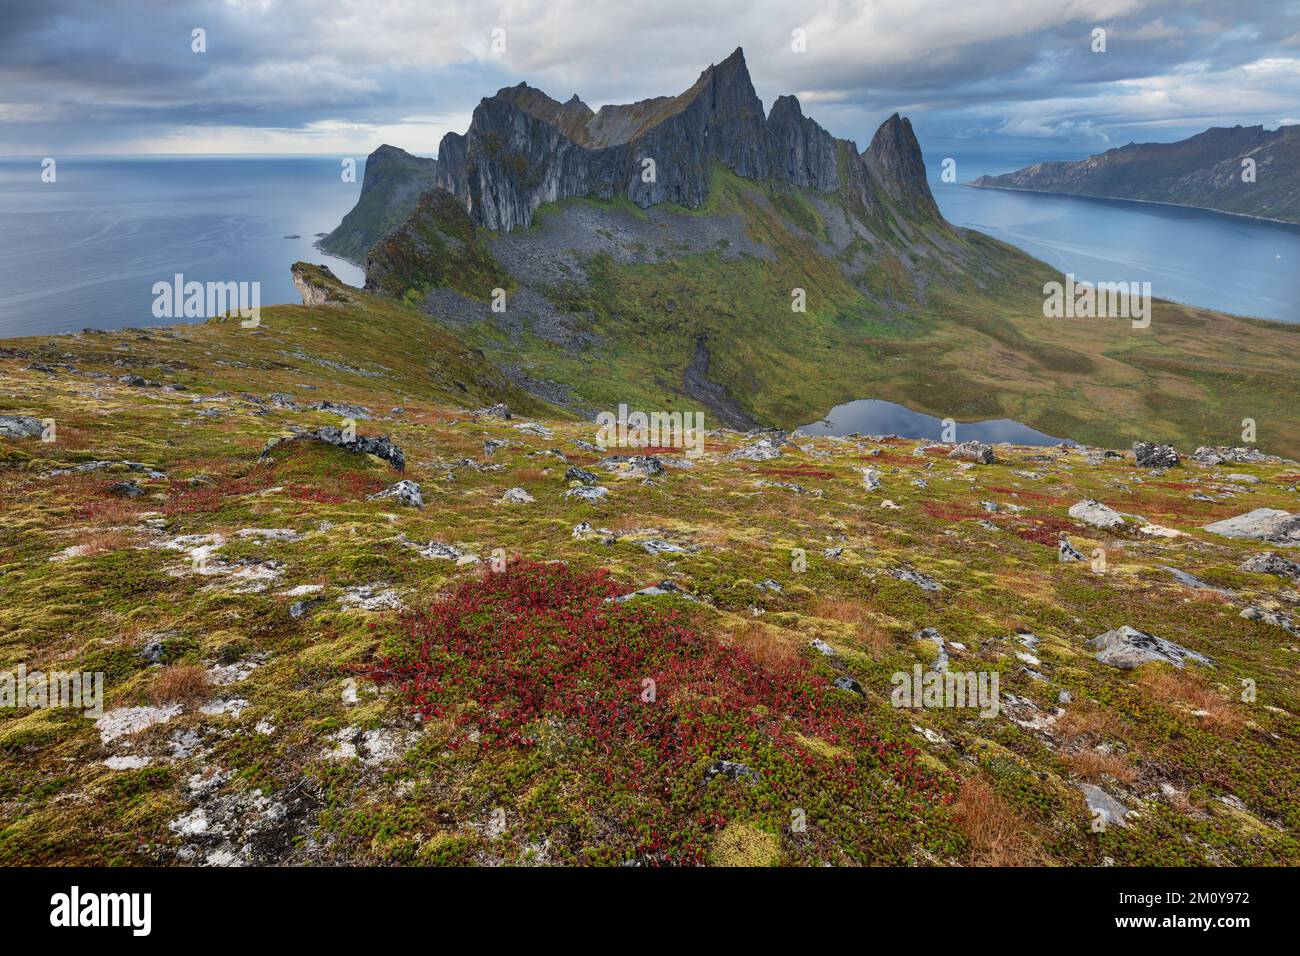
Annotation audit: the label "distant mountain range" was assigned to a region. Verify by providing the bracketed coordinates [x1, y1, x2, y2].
[970, 124, 1300, 223]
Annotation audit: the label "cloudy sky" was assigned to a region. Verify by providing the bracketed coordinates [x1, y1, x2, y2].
[1, 0, 1296, 161]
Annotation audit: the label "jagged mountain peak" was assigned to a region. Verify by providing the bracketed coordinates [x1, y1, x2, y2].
[865, 111, 936, 210]
[331, 49, 940, 238]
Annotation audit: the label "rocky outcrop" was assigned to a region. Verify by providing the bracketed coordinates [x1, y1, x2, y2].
[1089, 625, 1212, 669]
[1133, 441, 1179, 468]
[1203, 508, 1300, 547]
[864, 113, 938, 215]
[320, 145, 440, 263]
[290, 263, 351, 306]
[420, 47, 928, 232]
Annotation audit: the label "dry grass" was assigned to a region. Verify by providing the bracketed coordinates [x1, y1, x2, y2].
[808, 597, 892, 657]
[1138, 668, 1242, 729]
[1065, 748, 1138, 784]
[70, 529, 134, 556]
[513, 467, 547, 483]
[149, 664, 211, 706]
[1054, 701, 1127, 744]
[953, 777, 1044, 866]
[719, 619, 799, 671]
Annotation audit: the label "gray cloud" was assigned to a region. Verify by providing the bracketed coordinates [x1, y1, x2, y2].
[0, 0, 1294, 160]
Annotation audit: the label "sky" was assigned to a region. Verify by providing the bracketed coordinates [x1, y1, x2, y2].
[1, 0, 1297, 163]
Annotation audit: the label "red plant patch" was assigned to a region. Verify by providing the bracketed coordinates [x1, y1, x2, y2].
[1010, 516, 1079, 547]
[362, 561, 950, 864]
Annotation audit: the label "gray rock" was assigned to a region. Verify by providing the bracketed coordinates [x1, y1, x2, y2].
[564, 485, 609, 502]
[1240, 605, 1297, 635]
[728, 434, 784, 461]
[598, 455, 664, 478]
[1089, 625, 1212, 669]
[499, 487, 535, 504]
[1069, 499, 1127, 530]
[1079, 783, 1129, 828]
[889, 567, 943, 591]
[0, 416, 43, 439]
[107, 480, 146, 498]
[262, 427, 405, 471]
[1191, 445, 1274, 466]
[1058, 537, 1086, 562]
[564, 465, 599, 485]
[368, 480, 423, 508]
[833, 676, 866, 697]
[702, 759, 758, 785]
[613, 580, 697, 603]
[1133, 441, 1179, 468]
[1203, 509, 1300, 547]
[947, 440, 996, 464]
[1240, 551, 1300, 579]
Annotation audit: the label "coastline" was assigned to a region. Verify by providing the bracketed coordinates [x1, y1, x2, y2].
[964, 181, 1300, 229]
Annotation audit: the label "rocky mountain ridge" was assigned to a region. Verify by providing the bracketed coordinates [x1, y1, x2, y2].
[345, 48, 936, 239]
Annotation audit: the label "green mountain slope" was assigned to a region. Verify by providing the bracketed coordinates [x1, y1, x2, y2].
[319, 145, 440, 264]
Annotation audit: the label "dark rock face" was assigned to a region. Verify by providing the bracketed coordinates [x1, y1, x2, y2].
[1133, 441, 1180, 468]
[424, 47, 929, 232]
[766, 95, 843, 192]
[864, 113, 938, 214]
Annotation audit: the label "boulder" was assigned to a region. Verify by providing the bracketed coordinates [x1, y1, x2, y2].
[947, 440, 996, 464]
[1068, 499, 1127, 530]
[1132, 441, 1179, 468]
[1079, 784, 1129, 828]
[368, 480, 423, 508]
[1058, 537, 1085, 562]
[1088, 625, 1212, 669]
[564, 465, 599, 485]
[1240, 551, 1300, 579]
[1203, 509, 1300, 547]
[0, 416, 43, 439]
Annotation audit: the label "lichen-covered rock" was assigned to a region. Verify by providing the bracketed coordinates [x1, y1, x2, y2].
[947, 440, 996, 464]
[368, 479, 423, 508]
[1133, 441, 1180, 468]
[1241, 551, 1300, 579]
[1088, 625, 1212, 669]
[0, 415, 43, 439]
[1203, 508, 1300, 547]
[1068, 499, 1127, 529]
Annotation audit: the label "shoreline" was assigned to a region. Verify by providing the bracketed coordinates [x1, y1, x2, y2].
[964, 181, 1300, 229]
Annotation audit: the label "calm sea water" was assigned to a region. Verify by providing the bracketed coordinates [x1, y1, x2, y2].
[927, 154, 1300, 323]
[1, 154, 1296, 338]
[0, 156, 363, 338]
